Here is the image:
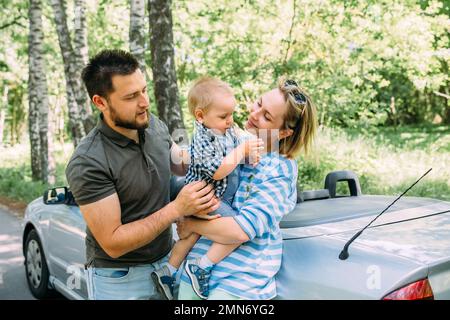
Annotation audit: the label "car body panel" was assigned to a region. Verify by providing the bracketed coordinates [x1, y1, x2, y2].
[277, 196, 450, 299]
[47, 204, 87, 299]
[23, 198, 88, 300]
[23, 194, 450, 300]
[428, 260, 450, 299]
[276, 235, 428, 299]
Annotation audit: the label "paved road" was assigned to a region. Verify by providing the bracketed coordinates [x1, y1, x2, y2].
[0, 206, 35, 300]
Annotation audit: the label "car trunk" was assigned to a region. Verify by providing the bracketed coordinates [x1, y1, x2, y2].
[280, 195, 450, 299]
[281, 195, 449, 228]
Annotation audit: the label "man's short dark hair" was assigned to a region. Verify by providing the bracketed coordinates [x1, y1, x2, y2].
[82, 49, 140, 100]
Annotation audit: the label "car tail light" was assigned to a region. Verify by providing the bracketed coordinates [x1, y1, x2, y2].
[383, 278, 434, 300]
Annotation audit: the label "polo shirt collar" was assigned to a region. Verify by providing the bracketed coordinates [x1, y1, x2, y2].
[97, 114, 146, 147]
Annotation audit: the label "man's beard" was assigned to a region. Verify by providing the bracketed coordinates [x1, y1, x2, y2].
[109, 103, 149, 130]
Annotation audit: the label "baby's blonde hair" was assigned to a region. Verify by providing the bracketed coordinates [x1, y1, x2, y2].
[278, 76, 318, 158]
[187, 76, 234, 116]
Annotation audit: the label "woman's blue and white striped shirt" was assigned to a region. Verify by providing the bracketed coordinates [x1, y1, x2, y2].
[181, 152, 298, 299]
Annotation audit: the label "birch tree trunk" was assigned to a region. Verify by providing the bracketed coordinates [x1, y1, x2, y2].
[47, 103, 56, 185]
[443, 86, 450, 125]
[0, 107, 4, 147]
[148, 0, 185, 139]
[73, 0, 88, 66]
[73, 0, 95, 133]
[50, 0, 90, 146]
[0, 86, 7, 147]
[130, 0, 147, 75]
[29, 0, 51, 182]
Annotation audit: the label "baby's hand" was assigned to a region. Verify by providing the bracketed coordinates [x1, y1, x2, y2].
[243, 138, 264, 166]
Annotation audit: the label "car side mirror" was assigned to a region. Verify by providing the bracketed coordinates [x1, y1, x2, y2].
[43, 186, 68, 205]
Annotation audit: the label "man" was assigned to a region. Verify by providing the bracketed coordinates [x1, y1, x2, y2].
[65, 49, 219, 300]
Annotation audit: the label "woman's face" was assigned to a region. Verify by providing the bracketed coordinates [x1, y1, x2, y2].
[246, 88, 291, 136]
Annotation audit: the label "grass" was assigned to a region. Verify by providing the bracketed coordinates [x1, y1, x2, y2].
[297, 125, 450, 201]
[0, 125, 449, 208]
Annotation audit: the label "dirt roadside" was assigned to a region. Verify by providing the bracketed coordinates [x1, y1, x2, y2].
[0, 196, 27, 218]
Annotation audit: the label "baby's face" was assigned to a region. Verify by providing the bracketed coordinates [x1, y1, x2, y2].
[198, 92, 236, 134]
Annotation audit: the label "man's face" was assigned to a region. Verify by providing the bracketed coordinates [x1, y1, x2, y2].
[105, 69, 149, 130]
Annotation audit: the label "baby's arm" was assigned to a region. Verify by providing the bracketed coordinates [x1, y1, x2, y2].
[212, 138, 264, 180]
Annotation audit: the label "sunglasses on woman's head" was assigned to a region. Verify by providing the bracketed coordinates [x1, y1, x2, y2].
[284, 79, 307, 106]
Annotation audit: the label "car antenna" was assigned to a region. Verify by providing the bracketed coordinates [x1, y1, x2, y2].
[339, 168, 432, 261]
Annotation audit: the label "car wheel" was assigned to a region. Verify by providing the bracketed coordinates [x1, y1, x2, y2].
[24, 229, 54, 299]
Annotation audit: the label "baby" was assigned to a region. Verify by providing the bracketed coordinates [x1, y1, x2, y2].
[151, 76, 262, 300]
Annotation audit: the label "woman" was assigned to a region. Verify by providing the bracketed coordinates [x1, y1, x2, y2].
[177, 77, 317, 300]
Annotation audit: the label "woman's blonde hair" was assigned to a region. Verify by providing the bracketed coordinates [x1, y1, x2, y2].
[278, 76, 317, 158]
[187, 76, 234, 116]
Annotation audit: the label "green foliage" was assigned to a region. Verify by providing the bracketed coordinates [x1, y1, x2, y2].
[173, 0, 450, 128]
[0, 0, 449, 204]
[0, 144, 71, 203]
[297, 125, 450, 201]
[0, 0, 29, 145]
[0, 166, 46, 203]
[1, 124, 448, 205]
[87, 0, 129, 55]
[1, 0, 449, 145]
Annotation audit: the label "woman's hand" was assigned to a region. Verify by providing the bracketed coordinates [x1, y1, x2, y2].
[242, 138, 264, 166]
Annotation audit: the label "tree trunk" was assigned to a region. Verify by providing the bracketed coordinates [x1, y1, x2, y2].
[47, 101, 56, 185]
[0, 86, 7, 147]
[148, 0, 185, 140]
[0, 107, 4, 147]
[73, 0, 95, 133]
[443, 86, 450, 125]
[73, 0, 88, 67]
[11, 103, 15, 146]
[50, 0, 90, 146]
[29, 0, 50, 182]
[130, 0, 147, 75]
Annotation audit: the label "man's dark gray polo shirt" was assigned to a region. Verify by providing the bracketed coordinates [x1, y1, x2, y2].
[65, 114, 173, 268]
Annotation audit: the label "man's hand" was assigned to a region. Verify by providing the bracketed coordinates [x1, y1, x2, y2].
[173, 181, 220, 217]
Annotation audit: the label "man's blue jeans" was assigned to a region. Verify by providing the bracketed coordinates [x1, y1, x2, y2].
[85, 254, 169, 300]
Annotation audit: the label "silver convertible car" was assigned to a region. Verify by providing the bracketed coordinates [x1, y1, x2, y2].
[22, 170, 450, 300]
